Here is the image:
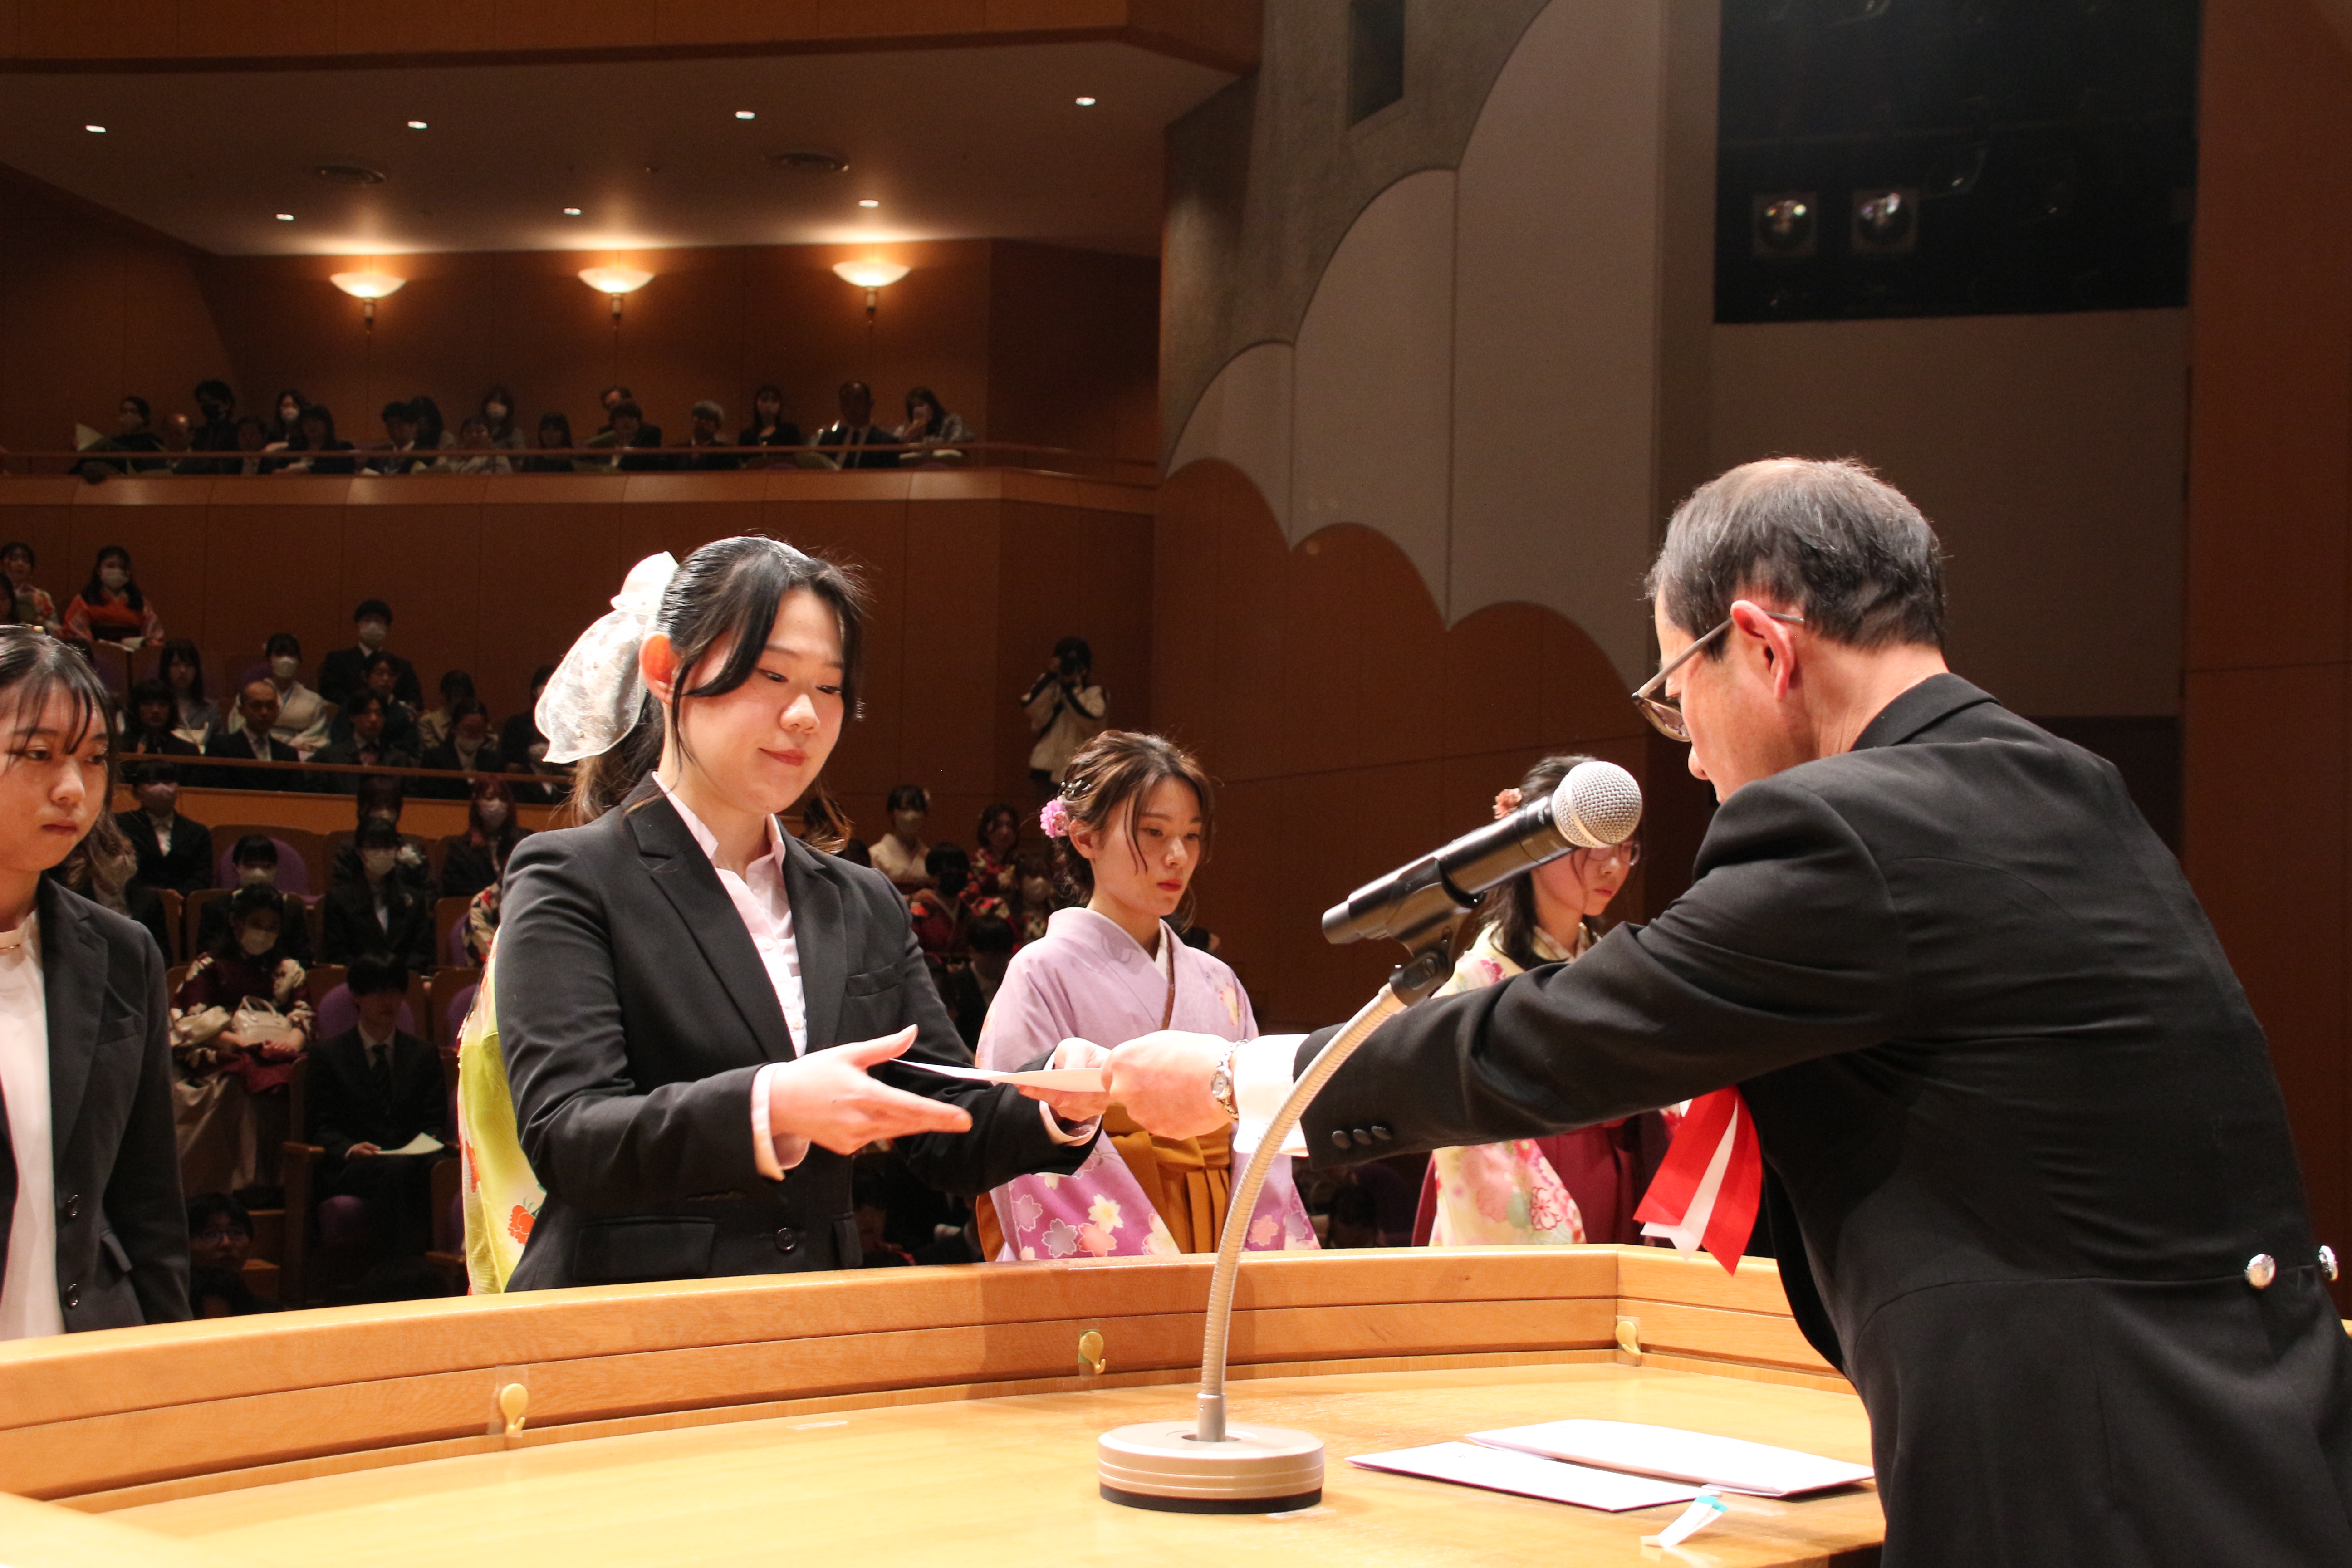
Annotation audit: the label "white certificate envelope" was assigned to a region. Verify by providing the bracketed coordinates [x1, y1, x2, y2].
[897, 1060, 1108, 1092]
[1469, 1420, 1874, 1497]
[1348, 1442, 1700, 1512]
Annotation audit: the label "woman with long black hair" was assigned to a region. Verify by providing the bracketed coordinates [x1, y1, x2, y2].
[485, 540, 1105, 1289]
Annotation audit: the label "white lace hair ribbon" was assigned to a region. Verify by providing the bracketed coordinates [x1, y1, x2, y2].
[536, 552, 679, 764]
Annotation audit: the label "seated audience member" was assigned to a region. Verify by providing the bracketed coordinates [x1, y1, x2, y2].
[118, 761, 213, 893]
[229, 415, 268, 475]
[278, 404, 357, 475]
[413, 669, 475, 753]
[203, 678, 301, 790]
[478, 386, 525, 451]
[191, 380, 238, 465]
[0, 541, 60, 633]
[1012, 848, 1057, 945]
[310, 690, 420, 787]
[459, 879, 500, 965]
[160, 637, 219, 742]
[896, 385, 972, 455]
[411, 395, 456, 462]
[606, 401, 667, 471]
[683, 400, 739, 469]
[322, 819, 436, 971]
[265, 388, 306, 447]
[853, 1166, 916, 1268]
[420, 698, 504, 796]
[199, 835, 314, 963]
[439, 776, 524, 902]
[308, 952, 450, 1256]
[799, 793, 870, 866]
[187, 1192, 254, 1274]
[367, 399, 421, 474]
[968, 914, 1015, 1007]
[171, 886, 313, 1196]
[319, 599, 421, 708]
[867, 784, 933, 895]
[450, 414, 513, 474]
[351, 652, 421, 750]
[585, 383, 632, 449]
[739, 383, 801, 463]
[255, 632, 334, 753]
[965, 803, 1019, 921]
[912, 843, 971, 961]
[123, 680, 198, 757]
[813, 380, 901, 469]
[83, 395, 167, 475]
[499, 663, 555, 772]
[520, 412, 577, 473]
[1322, 1181, 1384, 1249]
[160, 412, 204, 474]
[190, 1265, 268, 1317]
[329, 775, 434, 896]
[51, 819, 173, 958]
[63, 544, 164, 649]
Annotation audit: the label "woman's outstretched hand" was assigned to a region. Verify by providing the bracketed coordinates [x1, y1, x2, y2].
[765, 1027, 974, 1155]
[1017, 1036, 1113, 1123]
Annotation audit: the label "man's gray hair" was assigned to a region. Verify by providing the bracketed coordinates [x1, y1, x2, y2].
[1645, 458, 1946, 655]
[691, 399, 726, 423]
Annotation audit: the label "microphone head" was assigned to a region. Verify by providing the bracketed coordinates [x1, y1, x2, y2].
[1549, 759, 1644, 849]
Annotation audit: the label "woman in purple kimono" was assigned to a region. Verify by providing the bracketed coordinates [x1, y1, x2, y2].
[979, 731, 1317, 1260]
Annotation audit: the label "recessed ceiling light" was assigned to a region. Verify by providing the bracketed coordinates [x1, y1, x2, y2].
[735, 110, 755, 120]
[407, 119, 428, 130]
[1074, 96, 1098, 107]
[275, 212, 294, 221]
[858, 198, 879, 208]
[84, 123, 106, 133]
[563, 206, 583, 216]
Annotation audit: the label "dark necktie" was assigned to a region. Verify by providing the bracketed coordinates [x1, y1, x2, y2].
[371, 1041, 395, 1109]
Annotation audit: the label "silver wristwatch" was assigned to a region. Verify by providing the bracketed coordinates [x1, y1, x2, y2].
[1208, 1044, 1240, 1122]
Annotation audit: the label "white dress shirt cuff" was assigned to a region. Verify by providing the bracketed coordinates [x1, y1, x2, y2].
[1039, 1102, 1102, 1146]
[750, 1063, 811, 1180]
[1232, 1034, 1309, 1158]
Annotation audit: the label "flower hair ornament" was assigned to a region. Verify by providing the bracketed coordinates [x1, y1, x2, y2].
[1038, 797, 1073, 838]
[535, 552, 679, 764]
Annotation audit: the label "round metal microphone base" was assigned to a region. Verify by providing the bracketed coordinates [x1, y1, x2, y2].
[1097, 1421, 1325, 1513]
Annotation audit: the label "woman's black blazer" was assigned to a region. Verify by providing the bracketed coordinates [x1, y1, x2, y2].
[496, 779, 1084, 1289]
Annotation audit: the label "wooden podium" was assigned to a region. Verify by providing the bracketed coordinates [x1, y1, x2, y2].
[0, 1247, 1884, 1567]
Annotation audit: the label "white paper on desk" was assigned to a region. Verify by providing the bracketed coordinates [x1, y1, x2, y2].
[1349, 1441, 1700, 1512]
[1469, 1420, 1874, 1497]
[896, 1060, 1108, 1092]
[384, 1132, 445, 1157]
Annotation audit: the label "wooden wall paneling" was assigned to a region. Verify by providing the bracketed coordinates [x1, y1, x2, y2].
[117, 245, 239, 439]
[612, 474, 768, 569]
[1147, 463, 1225, 756]
[985, 241, 1161, 465]
[179, 0, 338, 56]
[650, 0, 820, 46]
[69, 479, 224, 665]
[1334, 524, 1449, 774]
[339, 481, 488, 701]
[1204, 463, 1291, 783]
[759, 487, 915, 813]
[816, 0, 989, 41]
[192, 482, 348, 695]
[478, 250, 635, 441]
[993, 500, 1154, 801]
[1440, 603, 1549, 761]
[0, 484, 83, 605]
[898, 496, 1002, 830]
[0, 185, 127, 456]
[503, 0, 659, 49]
[600, 247, 752, 442]
[476, 479, 627, 720]
[15, 0, 169, 55]
[1196, 773, 1286, 1014]
[1278, 529, 1366, 777]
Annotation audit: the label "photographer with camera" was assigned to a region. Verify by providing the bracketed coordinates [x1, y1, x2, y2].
[1019, 635, 1107, 801]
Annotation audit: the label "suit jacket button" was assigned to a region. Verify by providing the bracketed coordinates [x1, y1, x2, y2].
[59, 1194, 79, 1220]
[2245, 1253, 2277, 1289]
[63, 1284, 79, 1309]
[2323, 1245, 2340, 1283]
[775, 1226, 802, 1254]
[1370, 1123, 1392, 1142]
[1330, 1130, 1352, 1152]
[1351, 1127, 1373, 1148]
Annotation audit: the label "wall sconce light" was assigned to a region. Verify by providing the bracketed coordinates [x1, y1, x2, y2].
[578, 265, 654, 319]
[833, 258, 909, 322]
[329, 270, 407, 324]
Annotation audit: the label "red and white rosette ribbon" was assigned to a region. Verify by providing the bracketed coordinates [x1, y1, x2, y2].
[1634, 1088, 1763, 1274]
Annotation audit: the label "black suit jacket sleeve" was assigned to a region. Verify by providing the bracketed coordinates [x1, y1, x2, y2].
[1296, 773, 1909, 1157]
[116, 923, 189, 1326]
[308, 1036, 368, 1161]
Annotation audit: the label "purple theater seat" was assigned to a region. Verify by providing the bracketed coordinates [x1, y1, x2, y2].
[314, 983, 417, 1041]
[215, 837, 310, 897]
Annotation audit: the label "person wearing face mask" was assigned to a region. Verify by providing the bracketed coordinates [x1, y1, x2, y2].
[328, 776, 435, 898]
[196, 837, 312, 964]
[321, 819, 434, 973]
[478, 385, 524, 451]
[1010, 848, 1059, 945]
[62, 545, 164, 653]
[0, 543, 60, 636]
[419, 698, 506, 799]
[412, 669, 475, 754]
[113, 761, 213, 895]
[244, 634, 332, 755]
[0, 628, 188, 1339]
[121, 681, 198, 759]
[439, 777, 525, 904]
[317, 600, 421, 711]
[201, 680, 299, 793]
[170, 885, 313, 1199]
[866, 784, 933, 897]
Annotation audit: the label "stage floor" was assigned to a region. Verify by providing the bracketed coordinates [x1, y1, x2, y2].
[116, 1361, 1882, 1567]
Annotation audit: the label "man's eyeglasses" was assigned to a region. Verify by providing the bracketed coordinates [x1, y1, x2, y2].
[192, 1225, 249, 1244]
[1631, 611, 1806, 742]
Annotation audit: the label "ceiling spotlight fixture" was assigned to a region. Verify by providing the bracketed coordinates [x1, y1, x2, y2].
[833, 258, 910, 324]
[858, 198, 880, 208]
[767, 149, 851, 174]
[330, 270, 406, 325]
[314, 163, 388, 186]
[84, 123, 106, 133]
[275, 212, 294, 221]
[1074, 96, 1098, 107]
[406, 119, 428, 130]
[735, 110, 756, 120]
[563, 206, 583, 216]
[579, 264, 654, 320]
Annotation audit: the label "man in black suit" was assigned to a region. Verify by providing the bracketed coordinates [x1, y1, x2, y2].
[201, 679, 303, 793]
[317, 599, 421, 710]
[813, 381, 901, 470]
[1103, 458, 2352, 1566]
[321, 820, 435, 972]
[307, 952, 448, 1255]
[116, 762, 212, 895]
[310, 691, 420, 792]
[605, 400, 669, 473]
[122, 681, 198, 758]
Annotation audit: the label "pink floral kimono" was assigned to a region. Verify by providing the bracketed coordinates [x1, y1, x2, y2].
[980, 907, 1317, 1260]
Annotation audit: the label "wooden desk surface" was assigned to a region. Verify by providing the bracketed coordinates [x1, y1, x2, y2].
[118, 1362, 1882, 1568]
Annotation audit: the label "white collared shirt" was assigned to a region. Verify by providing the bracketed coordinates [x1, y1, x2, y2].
[0, 916, 60, 1341]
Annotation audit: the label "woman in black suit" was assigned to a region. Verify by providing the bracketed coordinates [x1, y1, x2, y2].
[0, 628, 188, 1338]
[495, 539, 1104, 1289]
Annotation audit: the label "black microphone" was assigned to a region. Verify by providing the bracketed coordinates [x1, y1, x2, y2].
[1321, 760, 1645, 947]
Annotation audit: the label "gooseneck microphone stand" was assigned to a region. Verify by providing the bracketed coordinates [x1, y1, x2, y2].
[1096, 922, 1460, 1512]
